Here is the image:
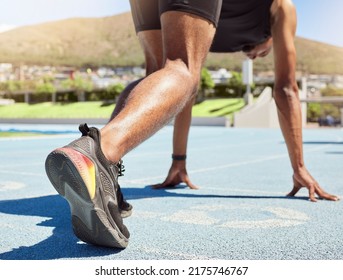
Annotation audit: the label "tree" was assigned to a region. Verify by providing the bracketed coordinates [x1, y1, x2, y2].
[106, 83, 125, 101]
[35, 75, 57, 102]
[5, 80, 22, 94]
[1, 80, 23, 101]
[307, 86, 343, 122]
[307, 103, 321, 121]
[62, 74, 93, 102]
[227, 71, 246, 97]
[197, 67, 215, 103]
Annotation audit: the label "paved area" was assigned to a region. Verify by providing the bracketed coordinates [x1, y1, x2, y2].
[0, 124, 342, 260]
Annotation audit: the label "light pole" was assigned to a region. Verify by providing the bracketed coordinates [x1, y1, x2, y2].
[242, 58, 253, 105]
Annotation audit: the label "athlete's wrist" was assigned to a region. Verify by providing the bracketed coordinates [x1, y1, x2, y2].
[172, 154, 187, 161]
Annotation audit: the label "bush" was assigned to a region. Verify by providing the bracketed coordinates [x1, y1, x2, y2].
[105, 83, 125, 101]
[306, 86, 343, 122]
[321, 86, 343, 97]
[307, 103, 321, 121]
[307, 102, 342, 122]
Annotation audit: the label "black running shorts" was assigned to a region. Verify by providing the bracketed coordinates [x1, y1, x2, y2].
[129, 0, 222, 33]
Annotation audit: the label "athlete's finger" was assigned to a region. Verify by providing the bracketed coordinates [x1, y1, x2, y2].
[314, 185, 340, 201]
[184, 176, 199, 190]
[308, 186, 317, 202]
[286, 185, 301, 197]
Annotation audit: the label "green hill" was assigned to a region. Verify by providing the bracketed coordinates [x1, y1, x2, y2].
[0, 13, 141, 66]
[0, 12, 342, 74]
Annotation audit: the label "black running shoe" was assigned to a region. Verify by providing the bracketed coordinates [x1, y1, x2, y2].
[45, 123, 130, 248]
[115, 160, 133, 218]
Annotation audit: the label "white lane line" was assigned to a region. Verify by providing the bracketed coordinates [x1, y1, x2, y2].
[0, 170, 45, 177]
[0, 162, 42, 168]
[125, 142, 336, 184]
[1, 135, 340, 180]
[125, 138, 280, 159]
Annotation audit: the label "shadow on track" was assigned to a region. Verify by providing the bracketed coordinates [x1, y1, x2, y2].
[0, 186, 307, 260]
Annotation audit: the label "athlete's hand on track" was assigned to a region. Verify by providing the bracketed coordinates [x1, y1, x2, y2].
[152, 163, 199, 190]
[287, 167, 340, 202]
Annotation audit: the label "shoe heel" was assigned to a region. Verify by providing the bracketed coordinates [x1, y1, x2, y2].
[45, 148, 93, 202]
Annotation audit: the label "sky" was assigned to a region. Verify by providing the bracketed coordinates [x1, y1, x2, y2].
[0, 0, 343, 47]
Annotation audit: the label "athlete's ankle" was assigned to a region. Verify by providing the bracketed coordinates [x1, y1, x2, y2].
[100, 131, 122, 164]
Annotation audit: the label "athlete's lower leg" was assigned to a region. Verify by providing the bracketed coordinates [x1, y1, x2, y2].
[101, 11, 216, 163]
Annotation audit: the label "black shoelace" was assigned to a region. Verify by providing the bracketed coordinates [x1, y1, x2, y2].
[116, 160, 129, 209]
[117, 160, 125, 177]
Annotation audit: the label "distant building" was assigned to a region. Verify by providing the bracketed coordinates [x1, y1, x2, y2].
[209, 68, 232, 84]
[0, 63, 13, 82]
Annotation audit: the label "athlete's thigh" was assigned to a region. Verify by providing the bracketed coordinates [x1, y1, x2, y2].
[130, 0, 163, 72]
[129, 0, 161, 33]
[159, 0, 222, 64]
[159, 0, 222, 28]
[138, 30, 163, 74]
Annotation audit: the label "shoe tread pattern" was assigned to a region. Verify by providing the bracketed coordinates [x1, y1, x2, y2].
[45, 149, 128, 248]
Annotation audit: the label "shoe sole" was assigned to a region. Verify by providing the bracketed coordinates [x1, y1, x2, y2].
[45, 148, 129, 248]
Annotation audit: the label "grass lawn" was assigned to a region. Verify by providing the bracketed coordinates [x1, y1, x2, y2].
[0, 131, 47, 137]
[0, 102, 115, 118]
[192, 98, 245, 117]
[0, 99, 245, 119]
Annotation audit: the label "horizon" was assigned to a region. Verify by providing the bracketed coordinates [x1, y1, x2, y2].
[0, 0, 343, 48]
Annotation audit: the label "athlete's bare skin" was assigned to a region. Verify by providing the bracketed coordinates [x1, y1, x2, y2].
[110, 0, 339, 202]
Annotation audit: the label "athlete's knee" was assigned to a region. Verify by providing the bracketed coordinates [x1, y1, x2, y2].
[164, 58, 200, 94]
[145, 55, 163, 75]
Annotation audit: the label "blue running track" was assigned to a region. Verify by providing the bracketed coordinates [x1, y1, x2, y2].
[0, 124, 342, 260]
